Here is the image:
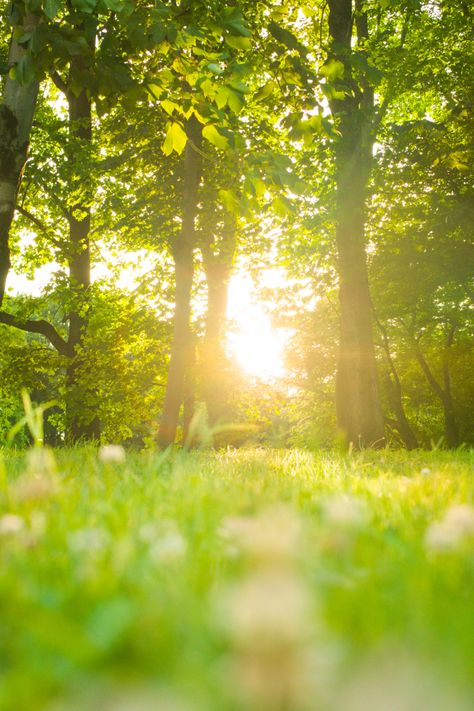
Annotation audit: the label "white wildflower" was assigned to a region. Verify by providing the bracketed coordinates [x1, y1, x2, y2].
[220, 569, 311, 651]
[220, 505, 301, 563]
[68, 527, 110, 554]
[322, 494, 370, 528]
[425, 522, 459, 553]
[420, 467, 432, 476]
[138, 522, 160, 544]
[443, 504, 474, 536]
[150, 530, 187, 564]
[0, 513, 25, 535]
[424, 503, 474, 554]
[99, 444, 126, 464]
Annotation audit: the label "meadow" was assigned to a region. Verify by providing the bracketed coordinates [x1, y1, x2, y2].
[0, 447, 473, 711]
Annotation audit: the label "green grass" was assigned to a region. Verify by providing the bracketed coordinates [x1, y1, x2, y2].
[0, 447, 473, 710]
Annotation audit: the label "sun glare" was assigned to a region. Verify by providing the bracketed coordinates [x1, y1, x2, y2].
[227, 272, 288, 381]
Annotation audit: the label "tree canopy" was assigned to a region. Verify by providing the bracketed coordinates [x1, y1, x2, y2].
[0, 0, 472, 449]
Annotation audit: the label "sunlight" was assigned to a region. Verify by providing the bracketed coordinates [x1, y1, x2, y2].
[227, 271, 288, 381]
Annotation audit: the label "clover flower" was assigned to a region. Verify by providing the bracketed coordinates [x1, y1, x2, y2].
[99, 445, 126, 464]
[424, 503, 474, 554]
[0, 513, 25, 535]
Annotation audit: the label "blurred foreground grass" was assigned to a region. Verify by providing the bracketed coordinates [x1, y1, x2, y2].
[0, 447, 473, 711]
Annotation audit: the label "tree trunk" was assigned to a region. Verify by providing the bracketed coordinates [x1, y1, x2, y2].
[182, 333, 197, 445]
[377, 319, 418, 449]
[63, 58, 98, 442]
[158, 117, 202, 448]
[385, 373, 419, 449]
[0, 10, 40, 306]
[441, 327, 459, 448]
[412, 331, 459, 448]
[201, 255, 233, 427]
[334, 162, 385, 447]
[328, 0, 385, 448]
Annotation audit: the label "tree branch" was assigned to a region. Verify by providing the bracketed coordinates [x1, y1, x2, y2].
[49, 70, 68, 96]
[0, 311, 73, 356]
[36, 177, 73, 221]
[373, 9, 412, 131]
[412, 339, 446, 403]
[16, 205, 63, 248]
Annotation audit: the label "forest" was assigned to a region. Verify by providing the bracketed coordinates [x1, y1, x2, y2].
[0, 2, 473, 710]
[0, 0, 472, 450]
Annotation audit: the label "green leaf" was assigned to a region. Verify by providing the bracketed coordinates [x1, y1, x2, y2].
[218, 188, 239, 214]
[71, 0, 97, 13]
[161, 99, 179, 116]
[44, 0, 61, 19]
[268, 20, 306, 53]
[104, 0, 126, 11]
[202, 124, 228, 150]
[221, 7, 251, 37]
[230, 81, 249, 94]
[14, 55, 35, 85]
[17, 31, 33, 45]
[273, 195, 294, 217]
[225, 19, 251, 37]
[254, 81, 275, 102]
[227, 89, 244, 114]
[207, 62, 223, 76]
[146, 83, 161, 100]
[249, 177, 266, 198]
[162, 122, 187, 156]
[215, 86, 245, 113]
[320, 59, 345, 81]
[215, 87, 229, 110]
[225, 35, 252, 51]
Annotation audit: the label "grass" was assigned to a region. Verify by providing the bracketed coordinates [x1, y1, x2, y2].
[0, 447, 473, 710]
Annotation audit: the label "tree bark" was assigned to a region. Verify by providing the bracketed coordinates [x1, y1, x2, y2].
[200, 220, 235, 428]
[412, 328, 459, 448]
[441, 326, 459, 448]
[328, 0, 385, 447]
[377, 319, 418, 449]
[158, 117, 202, 448]
[0, 9, 40, 306]
[182, 333, 197, 445]
[62, 52, 98, 442]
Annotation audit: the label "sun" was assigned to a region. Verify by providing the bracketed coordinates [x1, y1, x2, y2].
[227, 272, 288, 381]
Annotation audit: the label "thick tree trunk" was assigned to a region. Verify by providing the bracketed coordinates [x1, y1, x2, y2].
[328, 0, 385, 448]
[0, 10, 40, 306]
[64, 64, 98, 442]
[201, 256, 233, 426]
[334, 162, 385, 447]
[158, 118, 202, 448]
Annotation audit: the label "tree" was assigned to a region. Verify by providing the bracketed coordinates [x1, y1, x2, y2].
[324, 0, 385, 447]
[158, 117, 202, 448]
[0, 0, 40, 306]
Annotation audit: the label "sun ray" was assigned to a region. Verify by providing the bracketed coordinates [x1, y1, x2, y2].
[227, 272, 288, 381]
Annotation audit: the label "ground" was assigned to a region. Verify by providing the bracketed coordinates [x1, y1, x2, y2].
[0, 447, 473, 710]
